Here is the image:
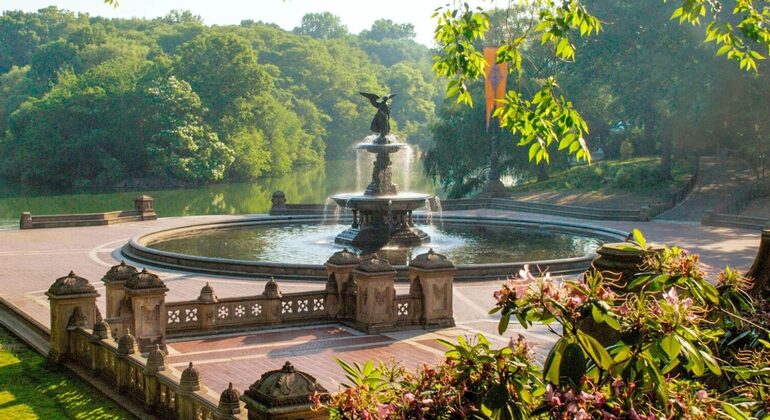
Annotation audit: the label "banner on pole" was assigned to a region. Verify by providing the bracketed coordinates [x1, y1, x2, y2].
[484, 46, 508, 131]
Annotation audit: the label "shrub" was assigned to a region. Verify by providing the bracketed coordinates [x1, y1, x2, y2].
[319, 230, 770, 419]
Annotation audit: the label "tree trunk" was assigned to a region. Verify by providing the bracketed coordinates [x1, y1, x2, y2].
[748, 230, 770, 299]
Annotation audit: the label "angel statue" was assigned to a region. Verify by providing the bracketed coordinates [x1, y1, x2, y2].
[360, 92, 396, 141]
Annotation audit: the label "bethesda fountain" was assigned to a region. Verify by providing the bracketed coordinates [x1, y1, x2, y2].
[330, 92, 431, 251]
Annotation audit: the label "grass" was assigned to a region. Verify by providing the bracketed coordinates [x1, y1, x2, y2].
[510, 157, 696, 195]
[0, 325, 132, 419]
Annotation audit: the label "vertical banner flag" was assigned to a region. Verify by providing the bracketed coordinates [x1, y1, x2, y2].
[484, 46, 508, 131]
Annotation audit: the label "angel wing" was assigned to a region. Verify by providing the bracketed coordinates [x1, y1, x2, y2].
[359, 92, 380, 107]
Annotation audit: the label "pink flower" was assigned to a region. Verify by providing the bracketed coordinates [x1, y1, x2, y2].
[663, 288, 679, 304]
[575, 408, 591, 420]
[403, 392, 415, 403]
[376, 403, 395, 418]
[695, 390, 707, 401]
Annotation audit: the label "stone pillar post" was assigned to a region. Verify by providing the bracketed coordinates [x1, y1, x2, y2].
[269, 191, 286, 215]
[590, 242, 663, 289]
[262, 278, 282, 325]
[46, 271, 100, 362]
[101, 261, 138, 338]
[178, 362, 203, 419]
[408, 249, 456, 328]
[145, 344, 167, 410]
[90, 317, 112, 373]
[134, 195, 157, 220]
[116, 330, 138, 392]
[353, 255, 396, 333]
[325, 249, 361, 319]
[124, 269, 168, 352]
[216, 383, 244, 419]
[197, 282, 218, 331]
[241, 361, 329, 419]
[19, 211, 32, 229]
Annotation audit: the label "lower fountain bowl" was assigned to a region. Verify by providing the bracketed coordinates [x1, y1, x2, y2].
[329, 192, 431, 212]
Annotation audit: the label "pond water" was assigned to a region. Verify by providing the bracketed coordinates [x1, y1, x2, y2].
[0, 156, 438, 228]
[147, 222, 603, 266]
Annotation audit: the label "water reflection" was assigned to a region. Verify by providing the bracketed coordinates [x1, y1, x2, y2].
[0, 159, 438, 227]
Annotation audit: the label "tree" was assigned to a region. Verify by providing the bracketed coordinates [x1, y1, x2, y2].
[292, 12, 348, 39]
[359, 19, 415, 41]
[433, 0, 770, 168]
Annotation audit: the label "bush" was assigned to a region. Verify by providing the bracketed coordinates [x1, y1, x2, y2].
[319, 230, 769, 419]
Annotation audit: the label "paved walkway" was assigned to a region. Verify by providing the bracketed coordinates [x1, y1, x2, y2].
[658, 156, 758, 222]
[0, 210, 761, 392]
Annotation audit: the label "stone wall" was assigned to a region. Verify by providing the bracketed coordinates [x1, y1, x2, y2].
[20, 195, 157, 229]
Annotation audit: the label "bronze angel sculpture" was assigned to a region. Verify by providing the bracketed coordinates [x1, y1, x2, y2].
[360, 92, 396, 140]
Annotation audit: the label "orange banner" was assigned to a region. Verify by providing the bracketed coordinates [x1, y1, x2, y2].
[484, 46, 508, 131]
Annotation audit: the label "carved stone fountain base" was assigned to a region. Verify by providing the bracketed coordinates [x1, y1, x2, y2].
[331, 193, 430, 251]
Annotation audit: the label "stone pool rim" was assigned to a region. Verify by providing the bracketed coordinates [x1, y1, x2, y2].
[122, 214, 628, 282]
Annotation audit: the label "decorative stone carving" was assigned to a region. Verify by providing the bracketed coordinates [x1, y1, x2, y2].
[102, 261, 139, 284]
[326, 248, 361, 266]
[218, 383, 243, 416]
[271, 191, 287, 210]
[408, 249, 456, 328]
[180, 362, 202, 393]
[353, 255, 396, 332]
[146, 344, 167, 373]
[117, 329, 138, 355]
[46, 271, 99, 362]
[198, 282, 218, 303]
[123, 268, 168, 352]
[125, 268, 166, 290]
[67, 306, 88, 328]
[355, 254, 394, 273]
[409, 249, 455, 270]
[590, 242, 663, 288]
[263, 278, 281, 298]
[242, 361, 328, 419]
[91, 315, 111, 341]
[48, 271, 97, 296]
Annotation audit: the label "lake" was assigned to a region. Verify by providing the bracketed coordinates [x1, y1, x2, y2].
[0, 155, 439, 229]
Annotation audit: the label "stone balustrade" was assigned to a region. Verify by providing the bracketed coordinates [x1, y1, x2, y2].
[45, 247, 457, 418]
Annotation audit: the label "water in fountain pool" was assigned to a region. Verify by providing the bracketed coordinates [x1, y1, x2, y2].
[147, 222, 602, 266]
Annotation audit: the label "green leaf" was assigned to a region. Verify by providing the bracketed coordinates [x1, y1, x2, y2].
[498, 313, 510, 335]
[632, 229, 647, 249]
[577, 331, 613, 370]
[660, 334, 682, 360]
[560, 342, 587, 387]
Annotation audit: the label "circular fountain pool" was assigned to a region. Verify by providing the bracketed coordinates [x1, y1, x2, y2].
[123, 215, 627, 281]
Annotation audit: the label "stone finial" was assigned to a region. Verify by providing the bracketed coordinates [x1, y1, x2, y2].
[271, 191, 287, 210]
[67, 306, 88, 328]
[180, 362, 202, 392]
[101, 261, 138, 284]
[409, 249, 455, 270]
[263, 278, 281, 298]
[92, 315, 111, 340]
[198, 282, 218, 303]
[326, 248, 362, 266]
[218, 382, 242, 415]
[146, 344, 167, 373]
[117, 329, 138, 355]
[134, 194, 154, 211]
[47, 271, 97, 297]
[244, 361, 328, 408]
[355, 254, 394, 273]
[124, 268, 167, 290]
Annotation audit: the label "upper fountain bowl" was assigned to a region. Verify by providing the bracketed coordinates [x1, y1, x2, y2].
[356, 142, 408, 154]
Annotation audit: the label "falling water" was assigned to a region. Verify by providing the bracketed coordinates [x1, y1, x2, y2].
[401, 144, 414, 192]
[433, 196, 444, 229]
[424, 198, 434, 226]
[322, 197, 339, 224]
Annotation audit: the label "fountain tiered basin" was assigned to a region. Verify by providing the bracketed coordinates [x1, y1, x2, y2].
[330, 136, 431, 250]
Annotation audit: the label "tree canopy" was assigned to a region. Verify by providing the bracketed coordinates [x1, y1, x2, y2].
[0, 8, 441, 191]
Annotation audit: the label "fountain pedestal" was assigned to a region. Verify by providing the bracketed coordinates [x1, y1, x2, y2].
[332, 137, 431, 251]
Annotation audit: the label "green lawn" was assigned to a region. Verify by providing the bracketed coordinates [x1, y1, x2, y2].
[0, 326, 132, 419]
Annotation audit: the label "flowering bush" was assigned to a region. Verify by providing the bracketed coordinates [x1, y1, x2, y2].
[318, 230, 770, 419]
